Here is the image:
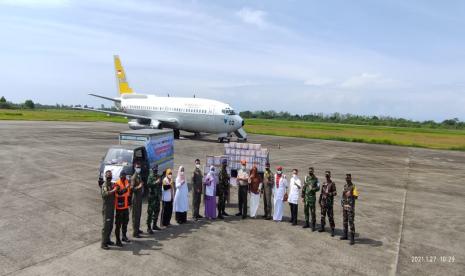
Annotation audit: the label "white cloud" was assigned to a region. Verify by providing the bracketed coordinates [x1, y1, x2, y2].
[0, 0, 69, 7]
[236, 7, 267, 28]
[340, 73, 399, 89]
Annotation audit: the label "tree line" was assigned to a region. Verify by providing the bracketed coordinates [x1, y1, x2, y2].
[0, 96, 116, 111]
[239, 110, 465, 130]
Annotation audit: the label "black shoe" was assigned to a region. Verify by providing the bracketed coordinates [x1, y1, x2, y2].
[242, 216, 247, 219]
[331, 229, 335, 237]
[106, 240, 115, 246]
[261, 215, 267, 218]
[101, 244, 110, 250]
[318, 227, 325, 232]
[138, 229, 143, 234]
[235, 212, 242, 216]
[218, 215, 224, 219]
[116, 240, 123, 247]
[303, 222, 310, 228]
[197, 215, 203, 219]
[153, 225, 161, 231]
[350, 233, 355, 245]
[312, 225, 316, 232]
[122, 236, 131, 243]
[133, 234, 141, 238]
[265, 216, 272, 220]
[147, 228, 154, 234]
[222, 212, 230, 216]
[292, 222, 297, 226]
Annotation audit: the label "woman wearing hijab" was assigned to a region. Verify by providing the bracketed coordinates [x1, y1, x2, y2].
[174, 166, 189, 224]
[204, 166, 217, 220]
[161, 169, 174, 227]
[248, 166, 262, 218]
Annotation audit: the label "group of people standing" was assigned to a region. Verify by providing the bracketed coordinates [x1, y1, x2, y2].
[100, 159, 359, 250]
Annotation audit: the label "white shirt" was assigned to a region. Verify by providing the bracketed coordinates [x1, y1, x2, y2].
[162, 177, 172, 202]
[288, 175, 302, 204]
[273, 174, 288, 201]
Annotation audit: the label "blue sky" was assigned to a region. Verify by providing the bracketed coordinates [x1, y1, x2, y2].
[1, 0, 464, 121]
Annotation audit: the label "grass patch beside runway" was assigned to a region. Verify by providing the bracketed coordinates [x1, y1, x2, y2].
[244, 119, 465, 151]
[1, 109, 464, 150]
[0, 108, 127, 123]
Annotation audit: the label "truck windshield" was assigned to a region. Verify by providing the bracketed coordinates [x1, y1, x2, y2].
[104, 148, 133, 166]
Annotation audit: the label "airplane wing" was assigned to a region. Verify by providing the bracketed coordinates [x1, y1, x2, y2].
[88, 93, 121, 103]
[76, 107, 179, 127]
[75, 107, 152, 120]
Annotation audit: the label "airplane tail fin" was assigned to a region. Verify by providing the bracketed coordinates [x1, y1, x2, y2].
[114, 55, 133, 95]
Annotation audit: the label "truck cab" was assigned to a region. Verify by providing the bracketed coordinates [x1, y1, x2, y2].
[98, 129, 174, 186]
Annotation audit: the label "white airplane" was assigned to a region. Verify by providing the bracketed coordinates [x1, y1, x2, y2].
[80, 55, 247, 142]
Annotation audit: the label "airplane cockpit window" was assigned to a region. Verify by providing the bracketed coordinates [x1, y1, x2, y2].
[222, 108, 236, 115]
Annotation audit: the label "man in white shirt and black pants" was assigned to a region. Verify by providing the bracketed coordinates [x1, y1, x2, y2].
[236, 160, 249, 219]
[288, 169, 302, 226]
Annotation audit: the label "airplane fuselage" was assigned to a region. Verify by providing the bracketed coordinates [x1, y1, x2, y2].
[120, 94, 244, 134]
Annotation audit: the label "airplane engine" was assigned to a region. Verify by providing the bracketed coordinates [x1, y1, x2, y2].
[128, 119, 161, 130]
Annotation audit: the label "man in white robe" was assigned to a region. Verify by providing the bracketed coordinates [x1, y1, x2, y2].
[273, 166, 288, 221]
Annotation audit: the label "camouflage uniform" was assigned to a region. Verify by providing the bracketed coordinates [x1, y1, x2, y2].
[217, 166, 230, 218]
[131, 173, 144, 237]
[341, 182, 358, 244]
[262, 169, 274, 219]
[319, 180, 337, 234]
[101, 180, 115, 248]
[302, 175, 319, 229]
[146, 171, 162, 230]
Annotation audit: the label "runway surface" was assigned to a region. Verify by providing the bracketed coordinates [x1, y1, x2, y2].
[0, 121, 463, 275]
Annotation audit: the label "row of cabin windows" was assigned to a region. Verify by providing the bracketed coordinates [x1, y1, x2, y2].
[127, 105, 208, 114]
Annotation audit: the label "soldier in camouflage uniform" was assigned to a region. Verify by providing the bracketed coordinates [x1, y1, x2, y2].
[340, 173, 358, 245]
[302, 167, 320, 231]
[319, 170, 337, 236]
[131, 163, 144, 238]
[261, 162, 274, 220]
[217, 159, 230, 219]
[101, 170, 116, 250]
[146, 165, 162, 234]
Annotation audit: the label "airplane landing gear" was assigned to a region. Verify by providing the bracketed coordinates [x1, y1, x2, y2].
[218, 137, 230, 143]
[174, 129, 180, 139]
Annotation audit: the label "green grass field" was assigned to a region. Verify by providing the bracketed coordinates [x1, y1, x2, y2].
[1, 109, 464, 150]
[243, 119, 465, 151]
[0, 108, 127, 123]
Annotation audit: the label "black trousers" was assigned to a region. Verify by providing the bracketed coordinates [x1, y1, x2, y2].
[115, 209, 129, 241]
[192, 191, 201, 218]
[289, 203, 298, 225]
[238, 185, 248, 217]
[161, 201, 173, 226]
[175, 211, 187, 224]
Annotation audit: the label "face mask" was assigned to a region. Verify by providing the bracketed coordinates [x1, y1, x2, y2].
[293, 174, 297, 177]
[135, 168, 141, 174]
[277, 170, 282, 175]
[195, 164, 200, 169]
[180, 171, 184, 175]
[106, 176, 112, 181]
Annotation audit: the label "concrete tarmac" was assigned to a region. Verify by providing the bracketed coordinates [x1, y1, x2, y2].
[0, 121, 463, 276]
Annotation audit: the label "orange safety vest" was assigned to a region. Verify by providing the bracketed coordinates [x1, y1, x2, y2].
[115, 178, 130, 210]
